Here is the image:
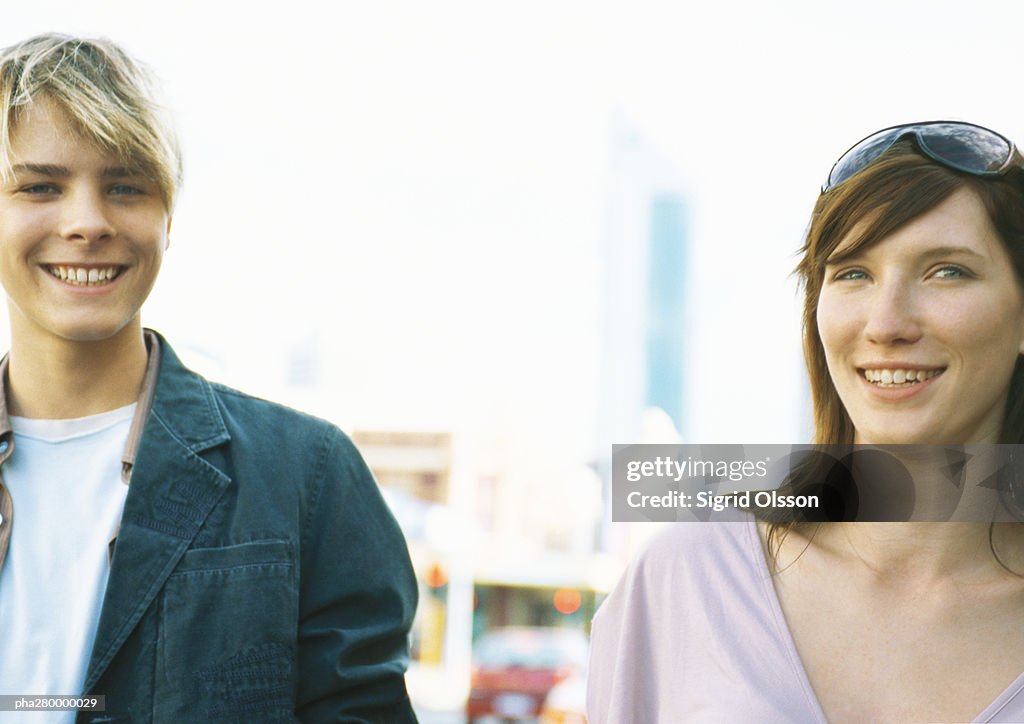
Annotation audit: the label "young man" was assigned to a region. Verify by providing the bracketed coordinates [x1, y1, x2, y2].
[0, 34, 418, 722]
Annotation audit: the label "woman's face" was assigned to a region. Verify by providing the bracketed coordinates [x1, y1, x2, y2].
[817, 187, 1024, 444]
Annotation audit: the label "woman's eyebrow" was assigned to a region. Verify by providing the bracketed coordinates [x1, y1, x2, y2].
[824, 248, 862, 266]
[917, 245, 988, 262]
[826, 244, 988, 266]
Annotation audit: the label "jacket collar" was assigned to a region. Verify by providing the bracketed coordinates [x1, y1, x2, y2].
[144, 329, 230, 453]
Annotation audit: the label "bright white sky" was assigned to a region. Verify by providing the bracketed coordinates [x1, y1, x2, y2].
[2, 1, 1023, 459]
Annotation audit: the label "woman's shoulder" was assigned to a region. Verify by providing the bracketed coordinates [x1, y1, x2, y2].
[587, 518, 809, 723]
[595, 519, 765, 623]
[628, 518, 761, 577]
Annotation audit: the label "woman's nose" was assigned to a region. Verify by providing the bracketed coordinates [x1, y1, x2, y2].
[862, 283, 923, 346]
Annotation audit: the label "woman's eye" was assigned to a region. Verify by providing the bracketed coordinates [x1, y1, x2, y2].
[932, 265, 969, 279]
[834, 269, 868, 281]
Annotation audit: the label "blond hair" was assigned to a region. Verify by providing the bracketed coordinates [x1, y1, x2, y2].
[0, 33, 181, 209]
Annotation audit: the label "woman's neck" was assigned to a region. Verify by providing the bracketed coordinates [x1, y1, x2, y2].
[814, 521, 1024, 588]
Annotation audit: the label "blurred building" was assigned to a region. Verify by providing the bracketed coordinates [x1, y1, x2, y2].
[353, 430, 453, 504]
[645, 195, 688, 430]
[596, 114, 691, 560]
[352, 426, 607, 714]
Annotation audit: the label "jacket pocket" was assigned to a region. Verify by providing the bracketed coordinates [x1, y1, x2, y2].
[157, 539, 298, 723]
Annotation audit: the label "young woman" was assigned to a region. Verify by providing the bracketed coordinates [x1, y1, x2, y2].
[587, 123, 1024, 722]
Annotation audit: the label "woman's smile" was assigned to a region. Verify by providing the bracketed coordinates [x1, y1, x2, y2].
[856, 365, 944, 400]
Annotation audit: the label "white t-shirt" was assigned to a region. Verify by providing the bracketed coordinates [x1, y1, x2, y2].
[0, 404, 135, 722]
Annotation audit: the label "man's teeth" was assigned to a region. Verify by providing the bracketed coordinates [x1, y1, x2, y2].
[47, 266, 120, 286]
[863, 368, 942, 386]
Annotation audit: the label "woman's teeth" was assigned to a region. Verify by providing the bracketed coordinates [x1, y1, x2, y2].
[47, 266, 120, 286]
[863, 368, 942, 387]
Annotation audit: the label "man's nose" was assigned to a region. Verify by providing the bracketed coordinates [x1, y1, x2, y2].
[59, 188, 115, 243]
[863, 282, 922, 345]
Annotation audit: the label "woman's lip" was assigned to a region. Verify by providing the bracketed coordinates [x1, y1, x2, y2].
[857, 368, 944, 400]
[857, 363, 944, 371]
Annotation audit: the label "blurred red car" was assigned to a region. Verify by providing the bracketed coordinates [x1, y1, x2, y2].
[466, 626, 589, 723]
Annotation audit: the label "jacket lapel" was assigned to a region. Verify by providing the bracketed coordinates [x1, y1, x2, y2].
[83, 335, 231, 693]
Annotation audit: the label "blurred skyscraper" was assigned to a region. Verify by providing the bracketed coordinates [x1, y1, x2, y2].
[596, 113, 690, 554]
[645, 195, 687, 429]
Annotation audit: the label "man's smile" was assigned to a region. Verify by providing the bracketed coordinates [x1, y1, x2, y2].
[44, 264, 125, 287]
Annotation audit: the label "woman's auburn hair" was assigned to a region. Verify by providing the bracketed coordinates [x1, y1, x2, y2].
[765, 143, 1024, 568]
[0, 33, 181, 210]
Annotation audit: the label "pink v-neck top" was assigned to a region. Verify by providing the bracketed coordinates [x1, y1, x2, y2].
[587, 518, 1024, 723]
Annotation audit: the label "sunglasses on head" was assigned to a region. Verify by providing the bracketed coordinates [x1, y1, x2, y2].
[823, 121, 1024, 193]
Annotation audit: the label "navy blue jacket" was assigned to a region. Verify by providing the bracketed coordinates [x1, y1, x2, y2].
[77, 334, 418, 722]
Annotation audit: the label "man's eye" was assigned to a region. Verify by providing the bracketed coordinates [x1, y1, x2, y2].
[109, 184, 143, 196]
[20, 183, 59, 195]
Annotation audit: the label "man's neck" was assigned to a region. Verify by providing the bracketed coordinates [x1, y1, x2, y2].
[6, 324, 148, 419]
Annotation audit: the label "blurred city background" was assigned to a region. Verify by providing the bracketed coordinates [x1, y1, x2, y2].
[3, 1, 1024, 720]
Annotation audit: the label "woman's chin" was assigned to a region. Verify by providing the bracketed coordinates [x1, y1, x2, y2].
[853, 424, 942, 446]
[853, 428, 997, 446]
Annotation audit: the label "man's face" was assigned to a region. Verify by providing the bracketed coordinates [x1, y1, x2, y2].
[0, 98, 170, 347]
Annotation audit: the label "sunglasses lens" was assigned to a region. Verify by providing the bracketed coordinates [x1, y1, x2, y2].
[916, 123, 1011, 173]
[827, 128, 905, 190]
[826, 123, 1014, 192]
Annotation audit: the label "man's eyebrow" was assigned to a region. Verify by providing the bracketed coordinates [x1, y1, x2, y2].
[101, 166, 145, 178]
[10, 163, 146, 179]
[10, 163, 70, 177]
